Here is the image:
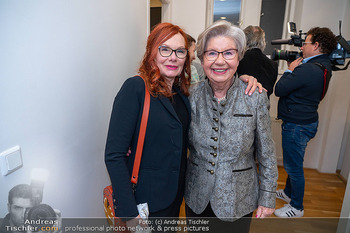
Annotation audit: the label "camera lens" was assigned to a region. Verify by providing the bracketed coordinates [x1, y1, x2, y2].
[271, 49, 302, 61]
[25, 204, 56, 231]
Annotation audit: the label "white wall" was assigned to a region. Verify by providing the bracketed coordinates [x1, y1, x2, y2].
[0, 0, 148, 217]
[170, 0, 207, 45]
[240, 0, 262, 29]
[339, 102, 350, 180]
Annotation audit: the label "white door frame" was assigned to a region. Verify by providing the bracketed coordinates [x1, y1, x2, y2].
[161, 0, 172, 23]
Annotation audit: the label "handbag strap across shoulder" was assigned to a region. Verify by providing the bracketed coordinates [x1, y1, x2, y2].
[131, 76, 150, 184]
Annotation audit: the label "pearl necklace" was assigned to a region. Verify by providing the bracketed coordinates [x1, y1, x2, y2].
[216, 95, 226, 102]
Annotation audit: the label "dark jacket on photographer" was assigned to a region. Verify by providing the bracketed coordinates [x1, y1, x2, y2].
[0, 214, 13, 233]
[275, 54, 332, 124]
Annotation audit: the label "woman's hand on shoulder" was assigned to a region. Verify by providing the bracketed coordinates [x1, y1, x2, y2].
[239, 74, 266, 96]
[255, 206, 275, 218]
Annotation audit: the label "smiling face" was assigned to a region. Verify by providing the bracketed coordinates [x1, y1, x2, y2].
[202, 35, 239, 86]
[155, 33, 186, 84]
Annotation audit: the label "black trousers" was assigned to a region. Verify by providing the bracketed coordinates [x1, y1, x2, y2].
[185, 203, 253, 233]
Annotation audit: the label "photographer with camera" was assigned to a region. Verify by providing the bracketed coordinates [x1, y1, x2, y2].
[1, 184, 34, 233]
[274, 27, 337, 218]
[1, 184, 61, 233]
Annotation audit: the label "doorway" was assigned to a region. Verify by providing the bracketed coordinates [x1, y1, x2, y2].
[213, 0, 242, 26]
[150, 0, 162, 30]
[259, 0, 286, 55]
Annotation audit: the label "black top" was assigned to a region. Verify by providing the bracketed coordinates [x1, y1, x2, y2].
[237, 48, 278, 98]
[171, 90, 189, 161]
[171, 90, 189, 195]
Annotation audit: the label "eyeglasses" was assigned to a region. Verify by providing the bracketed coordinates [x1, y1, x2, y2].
[158, 46, 188, 59]
[204, 49, 238, 61]
[302, 42, 313, 46]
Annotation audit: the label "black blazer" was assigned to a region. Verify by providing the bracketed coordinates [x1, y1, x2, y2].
[237, 48, 278, 97]
[105, 76, 191, 218]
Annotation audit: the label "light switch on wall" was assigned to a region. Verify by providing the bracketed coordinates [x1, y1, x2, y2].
[0, 145, 23, 176]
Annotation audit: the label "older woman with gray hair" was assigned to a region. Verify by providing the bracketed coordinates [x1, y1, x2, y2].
[184, 20, 278, 232]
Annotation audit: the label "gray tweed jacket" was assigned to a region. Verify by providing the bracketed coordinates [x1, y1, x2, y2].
[184, 76, 278, 220]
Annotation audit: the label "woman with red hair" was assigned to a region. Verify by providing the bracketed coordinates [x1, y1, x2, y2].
[105, 22, 260, 230]
[105, 23, 191, 227]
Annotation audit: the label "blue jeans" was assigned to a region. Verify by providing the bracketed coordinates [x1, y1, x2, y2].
[281, 121, 318, 210]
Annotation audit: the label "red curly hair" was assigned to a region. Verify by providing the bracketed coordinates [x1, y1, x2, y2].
[139, 23, 191, 97]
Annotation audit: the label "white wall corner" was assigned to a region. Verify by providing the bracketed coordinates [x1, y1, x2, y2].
[337, 171, 350, 233]
[147, 0, 150, 35]
[161, 0, 172, 23]
[240, 0, 261, 29]
[205, 0, 214, 28]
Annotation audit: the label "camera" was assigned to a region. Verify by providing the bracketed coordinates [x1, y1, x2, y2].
[271, 49, 302, 62]
[270, 22, 305, 62]
[22, 169, 61, 232]
[271, 22, 350, 71]
[271, 22, 305, 48]
[329, 37, 350, 67]
[24, 204, 58, 231]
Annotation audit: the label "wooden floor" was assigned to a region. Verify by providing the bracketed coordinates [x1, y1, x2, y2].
[179, 166, 347, 232]
[274, 166, 346, 217]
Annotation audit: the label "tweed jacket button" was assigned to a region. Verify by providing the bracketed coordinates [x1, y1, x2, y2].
[211, 137, 218, 141]
[210, 152, 217, 157]
[210, 145, 217, 150]
[213, 118, 219, 122]
[209, 170, 214, 174]
[220, 111, 223, 115]
[212, 127, 219, 132]
[210, 162, 215, 166]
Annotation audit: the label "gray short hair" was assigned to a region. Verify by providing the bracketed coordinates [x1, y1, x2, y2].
[197, 20, 246, 62]
[244, 25, 266, 51]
